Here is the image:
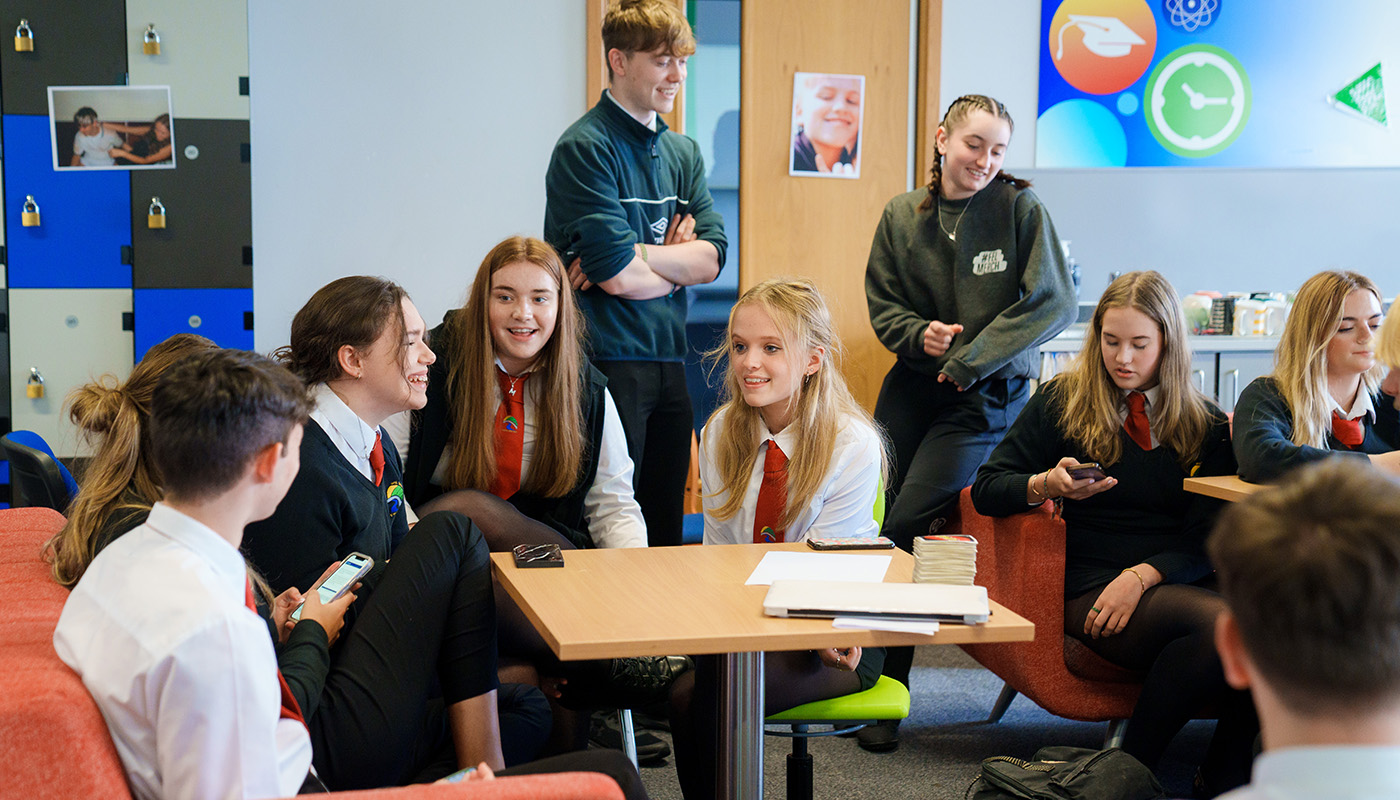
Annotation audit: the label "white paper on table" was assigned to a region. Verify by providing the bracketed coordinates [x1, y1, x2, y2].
[744, 551, 892, 586]
[831, 617, 940, 635]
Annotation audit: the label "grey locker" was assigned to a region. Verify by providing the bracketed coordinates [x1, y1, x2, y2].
[0, 0, 128, 116]
[130, 118, 251, 288]
[10, 289, 133, 458]
[0, 290, 10, 428]
[126, 0, 250, 120]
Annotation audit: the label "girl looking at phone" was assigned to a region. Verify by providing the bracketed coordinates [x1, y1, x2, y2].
[668, 278, 887, 799]
[1232, 270, 1400, 483]
[972, 271, 1254, 795]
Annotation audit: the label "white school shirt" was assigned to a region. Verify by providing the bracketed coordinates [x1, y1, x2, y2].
[1216, 745, 1400, 800]
[700, 407, 883, 545]
[54, 502, 313, 800]
[429, 362, 647, 549]
[1331, 385, 1376, 423]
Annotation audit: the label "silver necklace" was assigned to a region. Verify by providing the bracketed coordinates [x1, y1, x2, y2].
[937, 192, 974, 242]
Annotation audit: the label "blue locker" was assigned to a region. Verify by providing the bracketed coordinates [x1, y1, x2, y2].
[3, 114, 133, 288]
[133, 288, 252, 360]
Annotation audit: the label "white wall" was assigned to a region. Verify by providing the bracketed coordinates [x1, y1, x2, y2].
[939, 0, 1400, 299]
[248, 1, 586, 351]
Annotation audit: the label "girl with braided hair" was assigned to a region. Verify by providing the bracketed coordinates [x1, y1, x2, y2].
[861, 94, 1077, 751]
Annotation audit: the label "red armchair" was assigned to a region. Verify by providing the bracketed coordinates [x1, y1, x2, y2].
[954, 488, 1143, 744]
[0, 507, 623, 800]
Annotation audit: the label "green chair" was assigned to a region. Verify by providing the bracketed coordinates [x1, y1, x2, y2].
[765, 675, 910, 800]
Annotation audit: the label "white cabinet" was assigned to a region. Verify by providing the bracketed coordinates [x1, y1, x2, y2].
[1217, 352, 1275, 414]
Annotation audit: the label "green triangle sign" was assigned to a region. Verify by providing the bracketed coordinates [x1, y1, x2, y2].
[1331, 62, 1387, 127]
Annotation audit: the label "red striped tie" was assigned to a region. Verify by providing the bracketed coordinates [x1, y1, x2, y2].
[752, 440, 788, 543]
[245, 578, 306, 726]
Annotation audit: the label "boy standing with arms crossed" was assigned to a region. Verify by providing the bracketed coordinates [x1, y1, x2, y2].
[545, 0, 727, 547]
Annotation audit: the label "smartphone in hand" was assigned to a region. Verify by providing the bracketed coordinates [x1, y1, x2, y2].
[1066, 462, 1108, 481]
[290, 552, 374, 621]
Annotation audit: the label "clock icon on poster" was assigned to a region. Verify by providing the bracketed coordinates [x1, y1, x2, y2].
[1145, 44, 1250, 158]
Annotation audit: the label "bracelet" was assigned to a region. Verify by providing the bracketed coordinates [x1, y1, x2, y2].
[637, 242, 649, 263]
[1028, 473, 1045, 502]
[1122, 567, 1147, 592]
[1039, 471, 1052, 500]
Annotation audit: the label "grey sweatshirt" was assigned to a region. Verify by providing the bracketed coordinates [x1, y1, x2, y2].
[865, 180, 1076, 388]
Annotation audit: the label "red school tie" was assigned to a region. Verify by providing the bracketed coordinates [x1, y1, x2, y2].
[244, 578, 306, 726]
[369, 431, 385, 487]
[752, 440, 789, 543]
[1332, 411, 1365, 448]
[489, 369, 529, 499]
[1124, 391, 1153, 451]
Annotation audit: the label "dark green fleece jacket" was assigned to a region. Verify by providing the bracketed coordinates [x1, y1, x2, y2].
[865, 180, 1076, 388]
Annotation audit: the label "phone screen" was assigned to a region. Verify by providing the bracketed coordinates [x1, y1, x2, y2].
[318, 556, 370, 602]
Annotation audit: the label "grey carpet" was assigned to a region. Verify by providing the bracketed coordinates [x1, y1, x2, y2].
[627, 645, 1210, 799]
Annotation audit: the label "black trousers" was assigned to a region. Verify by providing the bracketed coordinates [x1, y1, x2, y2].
[1066, 580, 1257, 789]
[594, 360, 693, 547]
[875, 363, 1028, 686]
[308, 511, 552, 789]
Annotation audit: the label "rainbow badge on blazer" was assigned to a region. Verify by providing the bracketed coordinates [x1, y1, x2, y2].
[503, 415, 520, 432]
[385, 481, 405, 517]
[759, 526, 778, 543]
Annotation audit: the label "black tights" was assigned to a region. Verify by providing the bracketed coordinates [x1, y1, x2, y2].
[667, 651, 866, 800]
[1065, 580, 1257, 790]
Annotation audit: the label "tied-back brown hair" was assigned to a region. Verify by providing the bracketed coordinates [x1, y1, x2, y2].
[703, 278, 888, 529]
[442, 236, 585, 498]
[919, 94, 1030, 212]
[602, 0, 696, 79]
[1058, 271, 1218, 469]
[1271, 270, 1385, 448]
[1209, 459, 1400, 715]
[45, 333, 219, 587]
[275, 276, 408, 385]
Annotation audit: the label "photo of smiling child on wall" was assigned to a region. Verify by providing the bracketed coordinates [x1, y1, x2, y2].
[790, 72, 864, 178]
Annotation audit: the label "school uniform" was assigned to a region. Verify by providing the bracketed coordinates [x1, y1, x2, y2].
[1233, 376, 1400, 483]
[404, 313, 646, 549]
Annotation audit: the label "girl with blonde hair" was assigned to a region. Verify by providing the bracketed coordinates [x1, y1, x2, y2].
[669, 277, 887, 799]
[974, 271, 1255, 794]
[45, 332, 219, 586]
[1233, 270, 1400, 482]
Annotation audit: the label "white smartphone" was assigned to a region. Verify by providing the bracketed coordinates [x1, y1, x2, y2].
[290, 552, 374, 622]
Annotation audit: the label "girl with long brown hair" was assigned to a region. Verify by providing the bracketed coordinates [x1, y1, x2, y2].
[973, 271, 1255, 795]
[403, 234, 646, 550]
[1233, 270, 1400, 482]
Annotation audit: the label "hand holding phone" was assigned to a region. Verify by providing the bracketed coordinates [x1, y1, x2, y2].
[290, 553, 374, 622]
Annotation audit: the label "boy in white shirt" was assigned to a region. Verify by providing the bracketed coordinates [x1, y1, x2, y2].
[1209, 459, 1400, 800]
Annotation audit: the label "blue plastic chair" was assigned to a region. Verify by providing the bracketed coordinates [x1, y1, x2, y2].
[2, 431, 78, 512]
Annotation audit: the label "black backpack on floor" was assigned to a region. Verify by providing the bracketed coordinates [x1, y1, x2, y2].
[965, 746, 1165, 800]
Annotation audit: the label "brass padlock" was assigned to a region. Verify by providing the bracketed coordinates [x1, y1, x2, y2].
[148, 196, 166, 229]
[26, 368, 44, 400]
[21, 195, 40, 227]
[14, 18, 32, 52]
[142, 23, 160, 55]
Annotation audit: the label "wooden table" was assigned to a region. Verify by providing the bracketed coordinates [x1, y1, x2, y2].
[491, 542, 1034, 800]
[1183, 474, 1263, 502]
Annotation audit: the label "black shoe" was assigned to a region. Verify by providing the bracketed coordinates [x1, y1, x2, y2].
[605, 655, 693, 708]
[856, 719, 901, 753]
[590, 711, 671, 765]
[559, 655, 693, 710]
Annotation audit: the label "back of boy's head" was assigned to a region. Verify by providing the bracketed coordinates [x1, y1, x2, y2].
[74, 107, 98, 126]
[602, 0, 695, 74]
[1208, 459, 1400, 716]
[149, 349, 311, 502]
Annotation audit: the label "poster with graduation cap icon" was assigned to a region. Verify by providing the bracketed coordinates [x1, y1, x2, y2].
[1036, 0, 1400, 168]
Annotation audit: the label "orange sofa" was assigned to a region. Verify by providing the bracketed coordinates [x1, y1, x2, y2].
[0, 507, 622, 800]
